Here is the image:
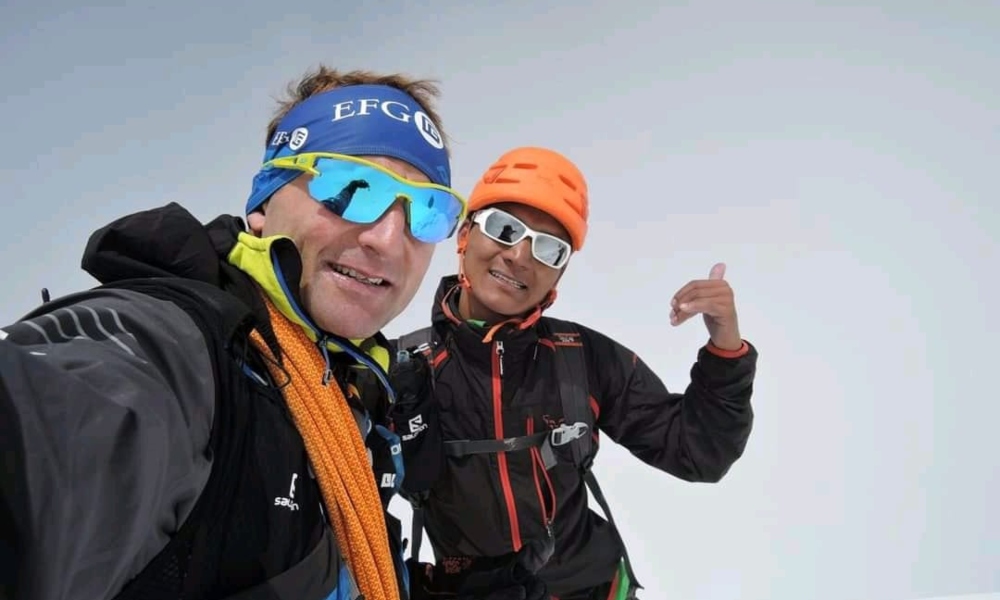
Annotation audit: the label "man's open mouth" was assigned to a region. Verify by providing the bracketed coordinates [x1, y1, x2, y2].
[489, 269, 527, 290]
[331, 264, 387, 286]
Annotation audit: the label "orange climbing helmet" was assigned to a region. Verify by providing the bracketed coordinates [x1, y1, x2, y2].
[467, 146, 589, 251]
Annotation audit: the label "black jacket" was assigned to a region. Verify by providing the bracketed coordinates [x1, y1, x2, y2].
[399, 276, 757, 598]
[0, 203, 407, 600]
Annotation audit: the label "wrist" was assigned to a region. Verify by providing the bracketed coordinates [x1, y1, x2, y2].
[706, 339, 748, 357]
[710, 332, 742, 350]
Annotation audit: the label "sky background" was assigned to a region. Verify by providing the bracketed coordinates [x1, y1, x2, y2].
[2, 1, 998, 599]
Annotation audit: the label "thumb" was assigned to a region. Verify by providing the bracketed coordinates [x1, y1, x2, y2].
[709, 262, 727, 280]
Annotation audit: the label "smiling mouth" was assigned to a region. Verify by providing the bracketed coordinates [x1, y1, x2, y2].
[330, 263, 388, 286]
[489, 269, 527, 290]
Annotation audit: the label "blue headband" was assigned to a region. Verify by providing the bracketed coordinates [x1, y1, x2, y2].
[246, 84, 451, 214]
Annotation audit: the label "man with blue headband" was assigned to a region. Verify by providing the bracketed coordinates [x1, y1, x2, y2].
[0, 66, 542, 600]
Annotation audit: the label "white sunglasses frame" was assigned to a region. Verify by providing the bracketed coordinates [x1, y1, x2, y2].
[470, 207, 573, 270]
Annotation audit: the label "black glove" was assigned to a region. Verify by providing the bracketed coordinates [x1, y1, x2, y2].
[388, 349, 444, 495]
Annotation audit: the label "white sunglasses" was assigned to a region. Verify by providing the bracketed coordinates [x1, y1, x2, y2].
[471, 207, 572, 269]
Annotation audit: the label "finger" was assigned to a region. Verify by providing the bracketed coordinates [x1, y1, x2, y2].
[671, 279, 730, 307]
[677, 297, 734, 319]
[670, 308, 698, 326]
[709, 262, 726, 280]
[675, 286, 734, 312]
[674, 285, 733, 311]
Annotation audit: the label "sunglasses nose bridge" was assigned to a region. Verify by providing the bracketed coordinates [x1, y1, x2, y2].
[501, 236, 535, 265]
[392, 194, 412, 222]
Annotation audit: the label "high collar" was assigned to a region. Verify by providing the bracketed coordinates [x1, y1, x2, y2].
[81, 201, 395, 399]
[429, 275, 544, 368]
[225, 232, 392, 380]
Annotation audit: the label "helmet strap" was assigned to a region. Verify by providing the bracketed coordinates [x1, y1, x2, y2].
[456, 226, 472, 289]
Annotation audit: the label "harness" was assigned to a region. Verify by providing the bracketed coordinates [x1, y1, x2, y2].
[397, 318, 641, 598]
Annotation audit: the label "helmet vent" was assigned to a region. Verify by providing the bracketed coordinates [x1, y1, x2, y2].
[559, 175, 578, 191]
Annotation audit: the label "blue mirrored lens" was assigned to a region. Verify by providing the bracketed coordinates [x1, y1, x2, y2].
[306, 158, 463, 243]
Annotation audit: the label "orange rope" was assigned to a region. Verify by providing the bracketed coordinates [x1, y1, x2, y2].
[249, 294, 400, 600]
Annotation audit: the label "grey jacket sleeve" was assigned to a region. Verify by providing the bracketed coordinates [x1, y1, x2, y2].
[0, 288, 216, 600]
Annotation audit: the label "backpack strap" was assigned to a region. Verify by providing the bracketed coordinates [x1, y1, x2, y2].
[541, 318, 643, 594]
[546, 320, 593, 470]
[395, 326, 436, 563]
[442, 431, 550, 456]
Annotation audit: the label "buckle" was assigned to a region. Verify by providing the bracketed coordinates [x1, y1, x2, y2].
[550, 421, 589, 447]
[411, 342, 433, 356]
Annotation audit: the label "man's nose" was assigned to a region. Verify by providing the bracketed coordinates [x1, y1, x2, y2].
[357, 199, 409, 254]
[502, 237, 533, 268]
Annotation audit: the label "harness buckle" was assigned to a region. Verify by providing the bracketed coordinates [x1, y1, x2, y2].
[397, 342, 433, 364]
[550, 421, 589, 447]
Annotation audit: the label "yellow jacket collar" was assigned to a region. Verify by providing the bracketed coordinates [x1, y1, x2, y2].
[226, 231, 391, 374]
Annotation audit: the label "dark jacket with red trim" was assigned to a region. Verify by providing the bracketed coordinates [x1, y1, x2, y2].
[397, 275, 757, 598]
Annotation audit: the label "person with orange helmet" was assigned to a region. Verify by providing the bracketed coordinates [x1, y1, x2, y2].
[389, 147, 758, 600]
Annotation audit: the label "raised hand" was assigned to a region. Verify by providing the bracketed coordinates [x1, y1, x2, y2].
[669, 262, 742, 351]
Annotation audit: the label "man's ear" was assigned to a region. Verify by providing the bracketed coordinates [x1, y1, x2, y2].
[456, 219, 472, 254]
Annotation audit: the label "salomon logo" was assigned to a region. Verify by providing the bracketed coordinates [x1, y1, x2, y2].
[274, 473, 300, 512]
[274, 497, 299, 511]
[402, 414, 429, 441]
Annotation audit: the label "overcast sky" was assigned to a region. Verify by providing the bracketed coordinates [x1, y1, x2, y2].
[2, 1, 997, 599]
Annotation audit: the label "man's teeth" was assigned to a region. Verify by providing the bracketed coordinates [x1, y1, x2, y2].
[333, 265, 384, 285]
[490, 270, 526, 289]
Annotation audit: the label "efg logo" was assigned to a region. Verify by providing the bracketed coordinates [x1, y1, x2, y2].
[414, 111, 444, 149]
[288, 127, 309, 151]
[331, 99, 444, 149]
[269, 127, 310, 150]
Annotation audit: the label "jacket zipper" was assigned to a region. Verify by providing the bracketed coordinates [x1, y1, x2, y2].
[527, 418, 557, 532]
[492, 340, 523, 550]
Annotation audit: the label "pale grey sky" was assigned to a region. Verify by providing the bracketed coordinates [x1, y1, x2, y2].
[2, 1, 997, 599]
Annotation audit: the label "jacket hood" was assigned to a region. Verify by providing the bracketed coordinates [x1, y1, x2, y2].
[82, 201, 240, 286]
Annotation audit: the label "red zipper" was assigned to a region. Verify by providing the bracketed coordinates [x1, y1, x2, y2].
[527, 418, 557, 528]
[492, 341, 522, 550]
